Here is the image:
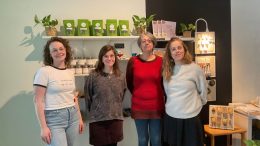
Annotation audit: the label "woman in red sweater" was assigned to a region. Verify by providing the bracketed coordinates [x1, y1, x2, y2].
[126, 32, 164, 146]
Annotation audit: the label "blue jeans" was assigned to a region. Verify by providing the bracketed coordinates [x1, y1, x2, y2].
[45, 106, 80, 146]
[135, 119, 161, 146]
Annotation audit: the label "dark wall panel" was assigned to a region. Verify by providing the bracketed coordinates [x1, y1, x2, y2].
[146, 0, 232, 105]
[146, 1, 232, 145]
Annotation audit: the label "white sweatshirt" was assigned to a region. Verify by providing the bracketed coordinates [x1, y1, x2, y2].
[163, 63, 207, 119]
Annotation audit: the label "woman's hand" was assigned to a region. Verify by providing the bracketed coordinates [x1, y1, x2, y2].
[79, 118, 84, 134]
[41, 126, 51, 144]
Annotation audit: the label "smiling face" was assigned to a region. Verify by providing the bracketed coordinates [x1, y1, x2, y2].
[169, 40, 185, 64]
[102, 50, 115, 69]
[140, 35, 154, 53]
[49, 41, 66, 64]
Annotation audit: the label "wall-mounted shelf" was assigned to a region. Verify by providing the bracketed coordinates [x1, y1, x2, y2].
[74, 74, 89, 77]
[42, 35, 139, 41]
[195, 53, 216, 56]
[156, 36, 194, 42]
[42, 36, 194, 41]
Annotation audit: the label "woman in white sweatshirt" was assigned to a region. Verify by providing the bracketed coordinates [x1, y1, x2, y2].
[162, 37, 207, 146]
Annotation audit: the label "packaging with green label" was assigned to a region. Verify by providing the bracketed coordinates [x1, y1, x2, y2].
[63, 20, 75, 36]
[106, 19, 117, 36]
[92, 20, 103, 36]
[77, 19, 90, 36]
[118, 20, 130, 36]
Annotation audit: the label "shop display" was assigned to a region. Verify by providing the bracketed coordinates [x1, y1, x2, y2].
[92, 20, 103, 36]
[63, 20, 75, 36]
[106, 19, 117, 36]
[77, 19, 91, 36]
[196, 56, 216, 77]
[152, 20, 176, 39]
[209, 105, 234, 130]
[118, 20, 130, 36]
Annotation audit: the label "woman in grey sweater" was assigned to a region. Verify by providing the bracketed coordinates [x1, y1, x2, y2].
[84, 45, 126, 146]
[162, 37, 207, 146]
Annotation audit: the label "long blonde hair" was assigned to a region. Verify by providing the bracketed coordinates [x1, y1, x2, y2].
[162, 37, 193, 81]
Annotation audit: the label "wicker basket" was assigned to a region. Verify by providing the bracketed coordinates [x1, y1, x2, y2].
[45, 27, 57, 36]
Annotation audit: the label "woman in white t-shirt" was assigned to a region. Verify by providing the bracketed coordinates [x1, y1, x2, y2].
[33, 37, 84, 146]
[162, 37, 207, 146]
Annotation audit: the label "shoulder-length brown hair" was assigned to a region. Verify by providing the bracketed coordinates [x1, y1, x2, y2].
[43, 37, 72, 66]
[95, 45, 121, 76]
[162, 37, 193, 81]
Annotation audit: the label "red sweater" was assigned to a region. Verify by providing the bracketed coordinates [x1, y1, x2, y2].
[126, 55, 164, 119]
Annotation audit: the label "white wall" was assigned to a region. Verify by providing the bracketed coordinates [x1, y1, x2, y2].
[231, 0, 260, 103]
[0, 0, 145, 145]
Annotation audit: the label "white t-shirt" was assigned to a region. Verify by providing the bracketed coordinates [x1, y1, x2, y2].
[163, 63, 207, 119]
[33, 66, 76, 110]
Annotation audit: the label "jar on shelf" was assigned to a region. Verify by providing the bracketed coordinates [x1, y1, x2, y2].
[82, 63, 89, 75]
[70, 57, 78, 67]
[78, 57, 86, 66]
[75, 63, 82, 74]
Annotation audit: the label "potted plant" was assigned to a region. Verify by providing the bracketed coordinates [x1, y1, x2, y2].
[34, 14, 58, 36]
[244, 140, 260, 146]
[179, 23, 196, 37]
[132, 14, 155, 35]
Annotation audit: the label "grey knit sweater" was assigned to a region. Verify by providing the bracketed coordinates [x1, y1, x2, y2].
[84, 71, 126, 123]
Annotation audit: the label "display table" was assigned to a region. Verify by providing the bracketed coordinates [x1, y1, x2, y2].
[233, 103, 260, 140]
[204, 125, 246, 146]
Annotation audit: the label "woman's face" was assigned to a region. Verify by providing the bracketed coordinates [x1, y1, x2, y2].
[49, 41, 66, 63]
[140, 35, 154, 53]
[102, 50, 115, 68]
[169, 40, 185, 64]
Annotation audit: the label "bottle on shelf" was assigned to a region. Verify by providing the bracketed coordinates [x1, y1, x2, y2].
[75, 62, 82, 74]
[82, 62, 89, 75]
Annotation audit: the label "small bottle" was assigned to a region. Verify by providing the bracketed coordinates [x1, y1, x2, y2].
[78, 57, 86, 66]
[70, 57, 77, 66]
[75, 63, 82, 74]
[82, 62, 89, 75]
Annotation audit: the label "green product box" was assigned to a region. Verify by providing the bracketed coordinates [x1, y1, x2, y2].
[106, 19, 117, 36]
[77, 19, 91, 36]
[118, 20, 130, 36]
[63, 20, 75, 36]
[92, 20, 103, 36]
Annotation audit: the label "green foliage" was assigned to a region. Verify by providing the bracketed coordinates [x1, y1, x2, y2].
[132, 14, 155, 29]
[34, 14, 58, 27]
[179, 23, 196, 33]
[244, 140, 260, 146]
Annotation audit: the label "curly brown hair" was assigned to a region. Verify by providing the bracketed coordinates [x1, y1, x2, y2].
[43, 37, 72, 66]
[162, 37, 193, 81]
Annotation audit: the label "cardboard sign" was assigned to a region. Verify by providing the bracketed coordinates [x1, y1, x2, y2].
[209, 105, 234, 130]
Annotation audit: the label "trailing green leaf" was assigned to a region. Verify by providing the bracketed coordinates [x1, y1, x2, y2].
[34, 14, 58, 27]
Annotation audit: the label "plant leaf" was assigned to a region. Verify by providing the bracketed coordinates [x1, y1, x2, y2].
[34, 15, 40, 24]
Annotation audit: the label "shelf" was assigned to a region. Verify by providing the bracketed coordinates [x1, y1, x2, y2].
[74, 74, 89, 77]
[42, 35, 139, 41]
[42, 35, 194, 41]
[156, 36, 194, 42]
[195, 53, 216, 56]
